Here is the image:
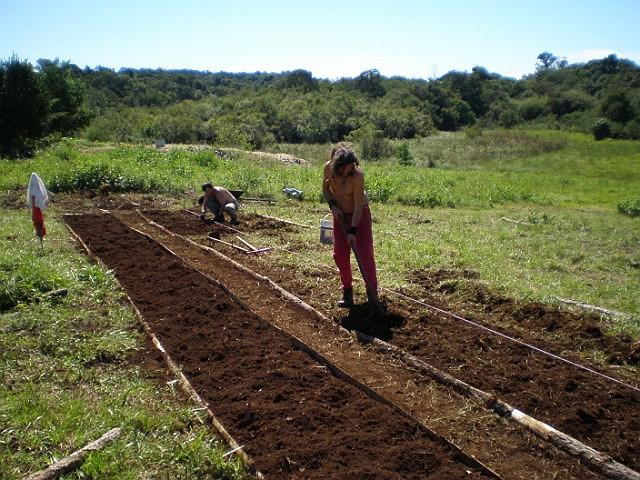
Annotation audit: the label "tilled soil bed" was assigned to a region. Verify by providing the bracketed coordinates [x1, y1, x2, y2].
[143, 208, 640, 473]
[64, 213, 494, 480]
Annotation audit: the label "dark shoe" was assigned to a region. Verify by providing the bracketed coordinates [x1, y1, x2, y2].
[366, 289, 379, 304]
[214, 215, 225, 223]
[337, 287, 353, 308]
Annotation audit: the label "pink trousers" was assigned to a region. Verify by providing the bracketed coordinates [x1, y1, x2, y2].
[333, 205, 377, 291]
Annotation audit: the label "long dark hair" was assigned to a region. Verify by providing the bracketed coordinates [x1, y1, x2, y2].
[331, 143, 359, 175]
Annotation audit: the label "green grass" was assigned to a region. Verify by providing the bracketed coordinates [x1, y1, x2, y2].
[0, 210, 245, 479]
[2, 131, 639, 210]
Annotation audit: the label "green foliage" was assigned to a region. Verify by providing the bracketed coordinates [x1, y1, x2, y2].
[366, 174, 398, 203]
[0, 251, 68, 311]
[593, 118, 611, 140]
[48, 162, 162, 193]
[8, 53, 633, 146]
[3, 53, 640, 151]
[498, 104, 522, 128]
[396, 142, 414, 165]
[518, 96, 547, 121]
[601, 90, 635, 123]
[347, 125, 390, 160]
[0, 56, 92, 157]
[622, 119, 640, 140]
[354, 69, 386, 98]
[0, 56, 47, 156]
[281, 69, 318, 92]
[547, 90, 593, 117]
[618, 198, 640, 217]
[84, 108, 147, 142]
[464, 124, 483, 139]
[37, 58, 91, 135]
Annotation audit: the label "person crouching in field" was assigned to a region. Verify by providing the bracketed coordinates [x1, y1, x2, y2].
[322, 143, 378, 308]
[200, 182, 239, 224]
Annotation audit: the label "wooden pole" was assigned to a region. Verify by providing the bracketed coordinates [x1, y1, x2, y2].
[24, 428, 121, 480]
[241, 197, 276, 204]
[246, 247, 271, 255]
[208, 236, 250, 253]
[364, 335, 640, 480]
[236, 236, 258, 251]
[554, 296, 629, 318]
[255, 214, 310, 228]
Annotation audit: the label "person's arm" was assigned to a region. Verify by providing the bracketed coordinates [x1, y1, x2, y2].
[322, 162, 342, 219]
[200, 197, 208, 219]
[229, 191, 239, 209]
[347, 172, 365, 246]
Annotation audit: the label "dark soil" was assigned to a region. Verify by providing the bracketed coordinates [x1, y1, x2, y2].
[143, 209, 298, 236]
[408, 269, 639, 365]
[145, 209, 640, 473]
[64, 213, 492, 480]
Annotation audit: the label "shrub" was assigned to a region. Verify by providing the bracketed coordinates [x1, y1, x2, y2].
[499, 107, 522, 128]
[518, 97, 547, 121]
[621, 119, 640, 140]
[618, 198, 640, 217]
[366, 175, 398, 203]
[464, 124, 483, 139]
[396, 142, 414, 165]
[548, 90, 593, 117]
[346, 125, 390, 161]
[593, 118, 611, 140]
[601, 90, 635, 124]
[48, 163, 162, 193]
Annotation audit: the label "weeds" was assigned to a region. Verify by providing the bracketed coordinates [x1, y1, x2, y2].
[618, 198, 640, 217]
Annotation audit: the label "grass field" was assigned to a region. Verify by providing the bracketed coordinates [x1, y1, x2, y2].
[1, 128, 639, 477]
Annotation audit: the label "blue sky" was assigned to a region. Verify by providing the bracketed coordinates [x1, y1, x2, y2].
[2, 0, 639, 79]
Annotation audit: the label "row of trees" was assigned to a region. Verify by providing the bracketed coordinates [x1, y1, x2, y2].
[2, 53, 639, 157]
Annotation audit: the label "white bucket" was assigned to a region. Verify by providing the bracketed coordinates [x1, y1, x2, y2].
[320, 214, 333, 245]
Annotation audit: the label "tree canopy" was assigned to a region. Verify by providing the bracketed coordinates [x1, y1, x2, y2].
[2, 52, 640, 157]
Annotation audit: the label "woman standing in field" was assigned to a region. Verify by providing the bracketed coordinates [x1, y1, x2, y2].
[322, 143, 378, 308]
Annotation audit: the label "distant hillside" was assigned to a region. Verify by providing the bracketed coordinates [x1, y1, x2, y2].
[2, 53, 639, 157]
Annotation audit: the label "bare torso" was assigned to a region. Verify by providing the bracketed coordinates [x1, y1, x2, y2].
[323, 161, 368, 214]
